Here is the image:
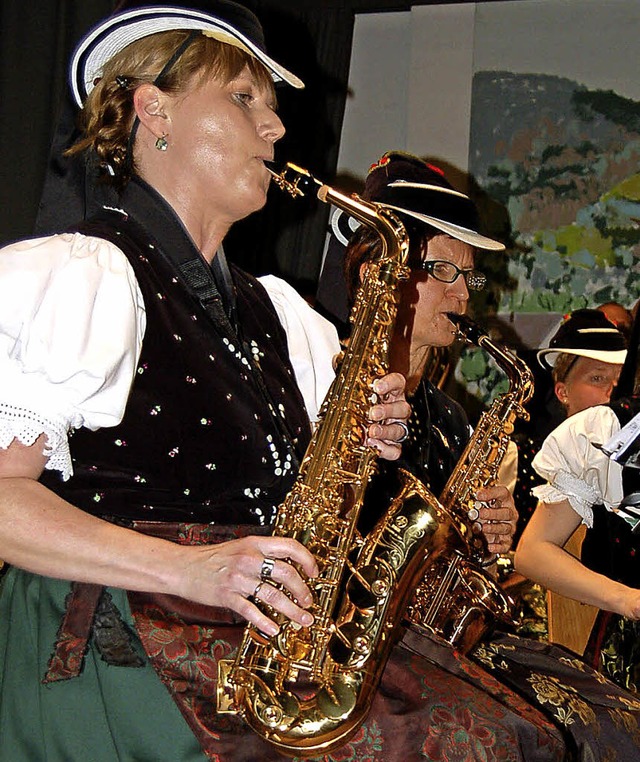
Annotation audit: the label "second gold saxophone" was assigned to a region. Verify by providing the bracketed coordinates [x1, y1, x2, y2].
[217, 164, 464, 757]
[405, 313, 534, 653]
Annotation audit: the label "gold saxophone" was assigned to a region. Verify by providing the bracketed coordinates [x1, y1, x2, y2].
[217, 164, 463, 757]
[405, 313, 534, 653]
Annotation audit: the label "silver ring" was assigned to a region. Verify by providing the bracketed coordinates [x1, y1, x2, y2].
[396, 420, 410, 444]
[260, 557, 276, 582]
[253, 581, 264, 599]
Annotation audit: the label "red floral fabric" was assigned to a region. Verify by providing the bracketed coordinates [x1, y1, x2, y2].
[122, 523, 561, 759]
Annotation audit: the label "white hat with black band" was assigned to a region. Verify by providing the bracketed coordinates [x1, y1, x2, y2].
[69, 3, 304, 108]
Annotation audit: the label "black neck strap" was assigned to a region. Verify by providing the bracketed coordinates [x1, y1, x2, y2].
[120, 175, 237, 333]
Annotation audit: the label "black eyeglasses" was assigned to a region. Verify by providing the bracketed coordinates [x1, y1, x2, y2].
[413, 259, 487, 291]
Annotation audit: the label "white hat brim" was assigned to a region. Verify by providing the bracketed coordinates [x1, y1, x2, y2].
[70, 5, 304, 108]
[331, 203, 506, 252]
[382, 204, 505, 251]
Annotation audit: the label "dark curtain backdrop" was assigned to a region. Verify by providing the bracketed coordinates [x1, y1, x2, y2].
[0, 1, 355, 289]
[229, 3, 356, 288]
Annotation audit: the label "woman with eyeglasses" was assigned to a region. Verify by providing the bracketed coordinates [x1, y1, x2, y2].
[341, 153, 513, 539]
[335, 151, 640, 758]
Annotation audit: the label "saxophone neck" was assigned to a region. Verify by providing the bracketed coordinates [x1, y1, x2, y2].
[447, 312, 534, 407]
[268, 162, 410, 280]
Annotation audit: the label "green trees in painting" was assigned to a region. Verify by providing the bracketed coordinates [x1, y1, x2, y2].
[470, 73, 640, 315]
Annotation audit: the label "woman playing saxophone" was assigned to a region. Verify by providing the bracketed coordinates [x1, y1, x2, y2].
[0, 6, 410, 760]
[324, 150, 640, 759]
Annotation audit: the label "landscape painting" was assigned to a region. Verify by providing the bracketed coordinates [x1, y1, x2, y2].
[458, 0, 640, 401]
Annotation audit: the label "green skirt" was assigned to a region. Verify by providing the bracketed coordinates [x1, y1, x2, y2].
[0, 566, 206, 762]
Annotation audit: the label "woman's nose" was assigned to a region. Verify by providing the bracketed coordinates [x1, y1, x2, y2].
[260, 109, 286, 143]
[446, 273, 470, 300]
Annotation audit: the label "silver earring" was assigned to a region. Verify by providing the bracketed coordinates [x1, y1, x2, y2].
[155, 134, 168, 151]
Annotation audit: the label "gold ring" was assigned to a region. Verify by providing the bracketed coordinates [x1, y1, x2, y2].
[253, 581, 264, 599]
[260, 557, 276, 581]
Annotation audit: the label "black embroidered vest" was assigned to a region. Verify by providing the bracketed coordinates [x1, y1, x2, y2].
[581, 396, 640, 586]
[41, 178, 311, 526]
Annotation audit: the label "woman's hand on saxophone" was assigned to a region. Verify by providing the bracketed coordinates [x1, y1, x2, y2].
[474, 484, 518, 554]
[178, 536, 319, 637]
[366, 372, 411, 460]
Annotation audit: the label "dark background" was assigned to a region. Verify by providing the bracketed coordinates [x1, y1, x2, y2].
[0, 0, 511, 290]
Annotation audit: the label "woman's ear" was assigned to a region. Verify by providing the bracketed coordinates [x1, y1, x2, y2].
[133, 83, 170, 140]
[554, 381, 568, 406]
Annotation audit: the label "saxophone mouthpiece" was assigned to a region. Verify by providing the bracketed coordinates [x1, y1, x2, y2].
[264, 161, 282, 184]
[265, 162, 321, 199]
[446, 312, 486, 345]
[446, 312, 464, 338]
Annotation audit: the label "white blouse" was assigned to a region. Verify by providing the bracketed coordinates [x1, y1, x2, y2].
[258, 275, 337, 425]
[531, 405, 624, 527]
[0, 234, 339, 480]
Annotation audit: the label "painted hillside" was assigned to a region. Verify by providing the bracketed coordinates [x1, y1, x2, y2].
[469, 70, 640, 315]
[455, 71, 640, 405]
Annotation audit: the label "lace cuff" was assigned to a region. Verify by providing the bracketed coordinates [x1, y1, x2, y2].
[0, 402, 72, 480]
[531, 468, 598, 527]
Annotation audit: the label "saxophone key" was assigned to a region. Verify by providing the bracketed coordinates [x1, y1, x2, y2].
[467, 500, 483, 522]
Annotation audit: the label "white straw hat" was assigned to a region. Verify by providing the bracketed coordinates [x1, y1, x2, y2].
[333, 151, 505, 251]
[69, 3, 304, 108]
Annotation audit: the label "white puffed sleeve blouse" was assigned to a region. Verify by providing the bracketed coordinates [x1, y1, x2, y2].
[0, 233, 146, 479]
[0, 233, 339, 481]
[531, 405, 624, 527]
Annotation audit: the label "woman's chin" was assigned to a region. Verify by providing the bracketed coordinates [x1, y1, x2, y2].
[235, 190, 269, 221]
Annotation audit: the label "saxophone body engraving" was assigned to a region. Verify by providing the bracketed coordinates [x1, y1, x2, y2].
[218, 164, 454, 757]
[405, 313, 534, 652]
